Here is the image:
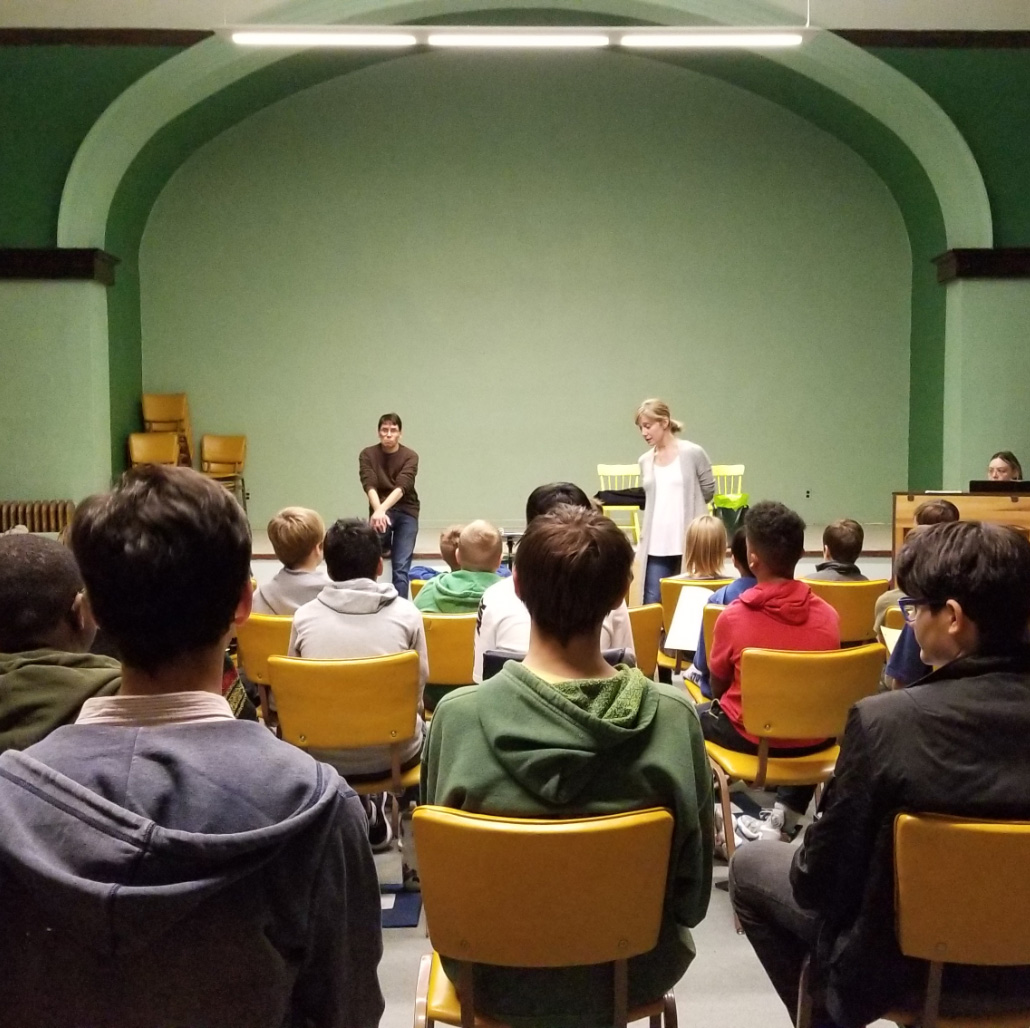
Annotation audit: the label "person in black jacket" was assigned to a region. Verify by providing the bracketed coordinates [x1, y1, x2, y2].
[729, 520, 1030, 1028]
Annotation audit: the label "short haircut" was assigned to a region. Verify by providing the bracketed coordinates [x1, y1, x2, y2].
[729, 527, 749, 571]
[458, 520, 503, 572]
[683, 515, 727, 577]
[378, 412, 402, 431]
[914, 499, 960, 526]
[324, 518, 381, 582]
[267, 507, 325, 569]
[69, 466, 251, 674]
[0, 534, 83, 652]
[516, 506, 633, 645]
[439, 524, 463, 571]
[990, 450, 1022, 479]
[745, 501, 806, 578]
[896, 521, 1030, 653]
[525, 482, 591, 524]
[823, 518, 864, 564]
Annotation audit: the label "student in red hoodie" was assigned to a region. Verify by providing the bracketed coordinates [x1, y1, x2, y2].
[703, 501, 840, 843]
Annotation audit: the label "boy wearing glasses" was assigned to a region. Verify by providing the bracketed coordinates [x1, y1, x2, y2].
[730, 520, 1030, 1028]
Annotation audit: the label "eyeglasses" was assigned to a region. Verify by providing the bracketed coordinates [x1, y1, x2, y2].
[898, 597, 924, 624]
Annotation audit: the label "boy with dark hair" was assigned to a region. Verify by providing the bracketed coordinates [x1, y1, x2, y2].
[703, 501, 840, 843]
[290, 517, 427, 778]
[415, 520, 503, 614]
[731, 521, 1030, 1028]
[0, 466, 383, 1027]
[423, 505, 713, 1025]
[0, 533, 120, 753]
[473, 482, 635, 680]
[806, 518, 868, 581]
[252, 505, 329, 614]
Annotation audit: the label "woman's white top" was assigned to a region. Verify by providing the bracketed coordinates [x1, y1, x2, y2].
[648, 457, 685, 556]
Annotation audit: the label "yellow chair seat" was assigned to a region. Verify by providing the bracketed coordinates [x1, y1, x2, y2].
[656, 650, 679, 672]
[683, 677, 705, 704]
[422, 953, 666, 1028]
[347, 764, 421, 797]
[706, 742, 839, 784]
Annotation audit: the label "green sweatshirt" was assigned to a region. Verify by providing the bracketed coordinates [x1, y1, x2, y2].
[421, 662, 713, 1027]
[414, 569, 501, 614]
[0, 649, 121, 754]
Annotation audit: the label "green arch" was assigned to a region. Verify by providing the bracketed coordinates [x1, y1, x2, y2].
[56, 0, 992, 487]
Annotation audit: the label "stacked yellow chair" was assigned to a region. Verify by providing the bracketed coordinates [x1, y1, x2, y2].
[235, 613, 293, 724]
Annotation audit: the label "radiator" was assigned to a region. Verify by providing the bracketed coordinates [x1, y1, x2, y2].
[0, 500, 76, 533]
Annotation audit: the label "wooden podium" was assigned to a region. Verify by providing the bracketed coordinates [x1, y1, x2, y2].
[892, 491, 1030, 557]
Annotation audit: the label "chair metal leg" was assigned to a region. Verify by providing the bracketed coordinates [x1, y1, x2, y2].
[613, 958, 628, 1028]
[921, 961, 943, 1028]
[796, 955, 813, 1028]
[710, 760, 744, 933]
[413, 953, 432, 1028]
[662, 989, 678, 1028]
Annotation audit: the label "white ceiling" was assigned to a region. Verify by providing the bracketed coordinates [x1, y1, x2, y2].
[3, 0, 1030, 30]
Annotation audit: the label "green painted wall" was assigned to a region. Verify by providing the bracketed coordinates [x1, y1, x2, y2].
[140, 52, 911, 530]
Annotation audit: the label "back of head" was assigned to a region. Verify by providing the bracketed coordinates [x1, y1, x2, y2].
[914, 499, 960, 526]
[823, 518, 864, 564]
[745, 501, 806, 578]
[267, 507, 325, 568]
[729, 526, 749, 573]
[457, 520, 502, 572]
[324, 518, 381, 582]
[0, 534, 85, 652]
[684, 514, 727, 577]
[70, 465, 251, 674]
[515, 506, 633, 645]
[439, 524, 463, 571]
[896, 520, 1030, 653]
[525, 482, 591, 524]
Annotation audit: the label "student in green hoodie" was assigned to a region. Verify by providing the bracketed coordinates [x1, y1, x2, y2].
[414, 520, 503, 614]
[422, 504, 713, 1027]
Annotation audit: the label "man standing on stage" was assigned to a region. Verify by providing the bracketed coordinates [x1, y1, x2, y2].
[358, 412, 420, 598]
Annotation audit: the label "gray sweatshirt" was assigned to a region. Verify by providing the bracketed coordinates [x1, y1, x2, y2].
[252, 566, 331, 615]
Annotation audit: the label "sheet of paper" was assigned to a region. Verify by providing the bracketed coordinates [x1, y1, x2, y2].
[879, 625, 901, 656]
[380, 895, 396, 911]
[664, 585, 716, 651]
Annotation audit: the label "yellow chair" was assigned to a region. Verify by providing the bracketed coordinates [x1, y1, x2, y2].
[628, 604, 663, 680]
[657, 577, 732, 677]
[597, 464, 642, 543]
[884, 605, 905, 631]
[201, 434, 248, 511]
[708, 643, 884, 863]
[413, 806, 677, 1028]
[236, 613, 292, 723]
[268, 651, 421, 834]
[422, 612, 477, 711]
[710, 463, 748, 519]
[411, 579, 426, 598]
[802, 579, 890, 645]
[682, 603, 727, 705]
[141, 392, 193, 465]
[128, 431, 180, 468]
[798, 813, 1030, 1028]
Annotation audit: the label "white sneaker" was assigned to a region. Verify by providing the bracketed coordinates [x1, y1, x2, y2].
[736, 808, 793, 843]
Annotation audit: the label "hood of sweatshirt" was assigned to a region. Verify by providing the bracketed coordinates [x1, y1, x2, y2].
[477, 662, 659, 806]
[738, 579, 819, 626]
[0, 733, 341, 957]
[426, 570, 501, 612]
[317, 578, 398, 615]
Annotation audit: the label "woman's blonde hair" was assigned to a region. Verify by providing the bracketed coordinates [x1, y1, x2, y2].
[634, 398, 683, 433]
[683, 515, 727, 579]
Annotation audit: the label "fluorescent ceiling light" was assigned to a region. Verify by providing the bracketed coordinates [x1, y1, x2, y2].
[620, 31, 805, 48]
[230, 30, 417, 47]
[426, 32, 610, 48]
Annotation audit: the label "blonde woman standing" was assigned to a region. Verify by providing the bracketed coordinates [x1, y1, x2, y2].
[636, 399, 715, 604]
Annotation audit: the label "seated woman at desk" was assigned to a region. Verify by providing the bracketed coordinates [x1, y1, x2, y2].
[988, 450, 1022, 481]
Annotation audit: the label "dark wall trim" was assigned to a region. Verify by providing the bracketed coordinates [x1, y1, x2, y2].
[0, 28, 212, 46]
[0, 249, 119, 286]
[836, 29, 1030, 49]
[934, 249, 1030, 284]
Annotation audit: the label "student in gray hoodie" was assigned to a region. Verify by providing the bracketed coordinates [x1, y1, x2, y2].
[0, 466, 384, 1028]
[289, 517, 428, 778]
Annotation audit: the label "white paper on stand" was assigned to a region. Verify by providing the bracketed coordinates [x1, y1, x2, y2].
[664, 584, 718, 652]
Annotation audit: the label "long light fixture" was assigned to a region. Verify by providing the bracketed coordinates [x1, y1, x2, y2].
[221, 25, 816, 50]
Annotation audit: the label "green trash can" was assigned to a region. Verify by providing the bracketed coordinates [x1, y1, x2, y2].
[712, 493, 749, 535]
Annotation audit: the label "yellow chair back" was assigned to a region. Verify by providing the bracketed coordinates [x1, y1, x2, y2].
[597, 464, 641, 491]
[141, 392, 193, 464]
[414, 806, 672, 967]
[659, 577, 731, 634]
[884, 605, 905, 631]
[128, 431, 180, 467]
[201, 434, 247, 477]
[739, 643, 885, 741]
[702, 603, 727, 657]
[422, 613, 476, 685]
[628, 604, 663, 679]
[410, 578, 426, 598]
[711, 464, 745, 496]
[268, 651, 420, 750]
[803, 579, 890, 644]
[236, 613, 292, 685]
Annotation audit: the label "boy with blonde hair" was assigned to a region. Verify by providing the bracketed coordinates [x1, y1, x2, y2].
[252, 506, 329, 615]
[416, 520, 503, 614]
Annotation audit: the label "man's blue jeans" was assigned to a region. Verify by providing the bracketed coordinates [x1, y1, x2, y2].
[380, 510, 418, 599]
[643, 554, 682, 605]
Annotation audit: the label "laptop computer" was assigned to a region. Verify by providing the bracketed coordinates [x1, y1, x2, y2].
[968, 480, 1030, 494]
